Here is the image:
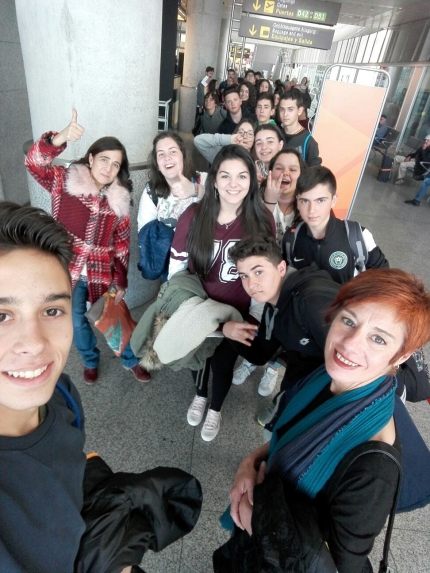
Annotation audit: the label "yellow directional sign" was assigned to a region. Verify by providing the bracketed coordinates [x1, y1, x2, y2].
[264, 0, 274, 13]
[253, 0, 261, 9]
[260, 25, 270, 38]
[239, 16, 335, 50]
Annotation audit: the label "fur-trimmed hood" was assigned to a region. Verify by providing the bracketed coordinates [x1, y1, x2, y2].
[66, 163, 130, 218]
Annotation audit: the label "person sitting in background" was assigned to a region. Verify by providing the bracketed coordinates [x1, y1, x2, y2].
[217, 87, 254, 135]
[404, 174, 430, 206]
[373, 114, 388, 145]
[278, 89, 322, 166]
[393, 135, 430, 185]
[239, 81, 257, 114]
[200, 92, 227, 134]
[215, 266, 430, 573]
[255, 92, 277, 127]
[194, 118, 255, 164]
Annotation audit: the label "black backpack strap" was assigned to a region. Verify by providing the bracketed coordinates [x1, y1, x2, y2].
[283, 221, 304, 265]
[344, 219, 368, 272]
[325, 441, 402, 573]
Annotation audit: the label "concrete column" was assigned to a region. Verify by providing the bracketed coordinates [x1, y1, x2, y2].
[179, 0, 223, 132]
[216, 18, 231, 82]
[16, 0, 163, 309]
[15, 0, 163, 162]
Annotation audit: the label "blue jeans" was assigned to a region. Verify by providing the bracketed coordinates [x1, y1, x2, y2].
[414, 176, 430, 202]
[72, 279, 138, 369]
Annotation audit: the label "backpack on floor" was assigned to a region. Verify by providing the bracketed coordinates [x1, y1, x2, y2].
[284, 220, 368, 273]
[377, 155, 394, 182]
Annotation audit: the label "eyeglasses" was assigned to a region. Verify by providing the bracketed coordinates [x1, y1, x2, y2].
[237, 130, 254, 138]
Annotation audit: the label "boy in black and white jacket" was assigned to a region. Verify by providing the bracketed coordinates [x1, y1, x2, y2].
[282, 165, 389, 284]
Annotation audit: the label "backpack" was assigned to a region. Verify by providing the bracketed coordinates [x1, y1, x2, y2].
[283, 219, 368, 273]
[55, 380, 82, 429]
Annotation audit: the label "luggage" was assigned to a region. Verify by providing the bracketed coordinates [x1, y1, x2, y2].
[377, 155, 394, 182]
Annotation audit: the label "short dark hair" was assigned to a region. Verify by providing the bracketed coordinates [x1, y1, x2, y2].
[224, 87, 241, 101]
[280, 88, 304, 109]
[381, 114, 387, 119]
[206, 66, 214, 73]
[0, 202, 72, 279]
[256, 92, 275, 108]
[245, 69, 255, 77]
[149, 131, 197, 199]
[73, 137, 132, 192]
[205, 91, 220, 105]
[296, 166, 337, 197]
[228, 68, 235, 74]
[230, 236, 282, 266]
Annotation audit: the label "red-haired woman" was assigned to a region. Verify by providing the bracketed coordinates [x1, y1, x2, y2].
[217, 268, 430, 573]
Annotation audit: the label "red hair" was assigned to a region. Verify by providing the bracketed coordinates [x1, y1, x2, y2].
[326, 268, 430, 363]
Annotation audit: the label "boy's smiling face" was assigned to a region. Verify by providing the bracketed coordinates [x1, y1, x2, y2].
[237, 255, 286, 305]
[0, 249, 72, 418]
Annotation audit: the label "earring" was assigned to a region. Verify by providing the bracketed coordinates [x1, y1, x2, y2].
[215, 189, 219, 199]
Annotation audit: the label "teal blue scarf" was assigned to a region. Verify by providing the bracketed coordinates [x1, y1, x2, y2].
[267, 366, 397, 498]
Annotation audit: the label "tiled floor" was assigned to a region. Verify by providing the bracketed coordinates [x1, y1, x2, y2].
[64, 151, 430, 572]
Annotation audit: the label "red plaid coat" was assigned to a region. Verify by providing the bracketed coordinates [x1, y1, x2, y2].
[26, 132, 131, 304]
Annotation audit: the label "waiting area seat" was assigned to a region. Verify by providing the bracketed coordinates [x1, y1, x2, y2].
[372, 127, 401, 158]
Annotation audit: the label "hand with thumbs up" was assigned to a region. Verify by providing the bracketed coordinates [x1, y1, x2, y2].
[170, 170, 197, 200]
[52, 109, 85, 147]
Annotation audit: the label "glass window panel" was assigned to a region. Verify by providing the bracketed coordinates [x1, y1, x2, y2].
[355, 36, 368, 64]
[338, 40, 348, 63]
[371, 30, 387, 63]
[379, 29, 392, 63]
[402, 68, 430, 142]
[350, 37, 360, 62]
[363, 33, 377, 63]
[334, 42, 342, 62]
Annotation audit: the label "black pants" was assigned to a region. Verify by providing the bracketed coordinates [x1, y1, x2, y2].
[192, 338, 238, 412]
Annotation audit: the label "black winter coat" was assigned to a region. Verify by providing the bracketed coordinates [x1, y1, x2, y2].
[75, 456, 202, 573]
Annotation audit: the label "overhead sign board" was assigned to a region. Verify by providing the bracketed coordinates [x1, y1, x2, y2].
[242, 0, 341, 27]
[239, 16, 335, 50]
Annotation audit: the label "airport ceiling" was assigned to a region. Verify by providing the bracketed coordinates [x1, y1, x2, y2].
[222, 0, 430, 39]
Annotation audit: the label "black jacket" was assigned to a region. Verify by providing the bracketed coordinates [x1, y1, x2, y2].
[411, 145, 430, 177]
[217, 106, 255, 135]
[75, 455, 202, 573]
[282, 214, 389, 284]
[283, 128, 321, 166]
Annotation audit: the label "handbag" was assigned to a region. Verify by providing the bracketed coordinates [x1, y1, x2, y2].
[85, 290, 137, 356]
[192, 112, 203, 136]
[213, 444, 402, 573]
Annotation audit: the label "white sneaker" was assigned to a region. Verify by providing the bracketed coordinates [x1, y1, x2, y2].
[201, 409, 222, 441]
[232, 359, 257, 385]
[258, 367, 279, 397]
[187, 396, 207, 426]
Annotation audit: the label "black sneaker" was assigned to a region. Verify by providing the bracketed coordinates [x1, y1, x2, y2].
[404, 199, 420, 206]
